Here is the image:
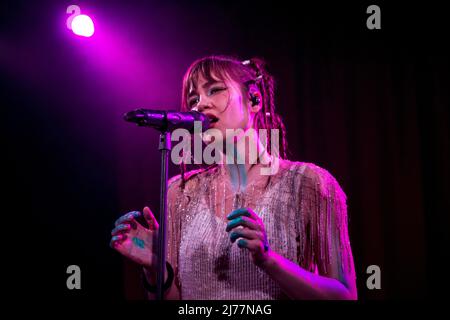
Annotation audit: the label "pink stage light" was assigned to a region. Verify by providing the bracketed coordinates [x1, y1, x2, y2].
[66, 5, 95, 37]
[71, 15, 95, 37]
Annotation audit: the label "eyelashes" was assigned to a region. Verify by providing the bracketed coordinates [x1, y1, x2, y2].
[210, 87, 226, 94]
[188, 87, 227, 108]
[188, 98, 199, 108]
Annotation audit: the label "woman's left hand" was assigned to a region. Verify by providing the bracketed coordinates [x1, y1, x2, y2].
[226, 207, 271, 267]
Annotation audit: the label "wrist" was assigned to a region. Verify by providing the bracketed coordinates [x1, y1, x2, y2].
[142, 262, 174, 293]
[143, 265, 156, 275]
[257, 249, 278, 272]
[142, 265, 170, 284]
[142, 266, 157, 285]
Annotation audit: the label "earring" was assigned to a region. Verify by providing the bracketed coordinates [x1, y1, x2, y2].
[250, 94, 260, 106]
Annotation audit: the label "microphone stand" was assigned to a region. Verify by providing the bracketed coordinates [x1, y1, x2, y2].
[156, 131, 171, 300]
[125, 116, 171, 300]
[123, 109, 209, 300]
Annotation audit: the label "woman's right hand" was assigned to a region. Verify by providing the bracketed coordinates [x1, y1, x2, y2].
[110, 206, 159, 270]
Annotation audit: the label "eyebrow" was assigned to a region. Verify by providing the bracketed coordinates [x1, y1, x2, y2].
[188, 80, 224, 98]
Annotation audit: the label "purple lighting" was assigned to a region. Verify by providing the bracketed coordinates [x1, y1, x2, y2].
[66, 5, 94, 37]
[72, 15, 95, 37]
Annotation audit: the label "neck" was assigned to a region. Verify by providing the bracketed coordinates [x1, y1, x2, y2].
[219, 128, 272, 192]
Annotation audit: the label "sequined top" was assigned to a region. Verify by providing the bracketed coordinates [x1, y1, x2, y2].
[166, 159, 356, 300]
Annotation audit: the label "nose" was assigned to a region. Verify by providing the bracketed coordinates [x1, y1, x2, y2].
[195, 95, 213, 113]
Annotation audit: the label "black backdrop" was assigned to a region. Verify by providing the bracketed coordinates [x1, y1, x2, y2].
[2, 0, 448, 301]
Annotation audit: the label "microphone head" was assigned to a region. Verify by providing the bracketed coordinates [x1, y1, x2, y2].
[123, 110, 142, 122]
[190, 111, 211, 129]
[123, 108, 153, 124]
[166, 110, 210, 132]
[123, 109, 210, 132]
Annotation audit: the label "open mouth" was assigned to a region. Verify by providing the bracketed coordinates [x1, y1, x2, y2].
[206, 114, 219, 125]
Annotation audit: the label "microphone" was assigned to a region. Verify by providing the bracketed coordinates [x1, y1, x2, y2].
[123, 109, 210, 132]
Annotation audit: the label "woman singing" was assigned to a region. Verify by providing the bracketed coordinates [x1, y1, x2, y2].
[110, 55, 357, 300]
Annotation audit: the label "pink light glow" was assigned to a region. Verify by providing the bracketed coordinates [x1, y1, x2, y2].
[71, 14, 95, 37]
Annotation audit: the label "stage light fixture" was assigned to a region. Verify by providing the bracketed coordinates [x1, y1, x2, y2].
[67, 5, 94, 37]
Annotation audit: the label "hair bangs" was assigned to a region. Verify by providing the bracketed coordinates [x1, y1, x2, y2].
[181, 56, 250, 111]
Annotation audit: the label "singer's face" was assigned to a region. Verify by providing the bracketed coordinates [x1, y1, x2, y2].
[187, 73, 256, 144]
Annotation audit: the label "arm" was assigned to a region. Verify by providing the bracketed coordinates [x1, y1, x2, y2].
[230, 220, 356, 300]
[263, 164, 357, 300]
[111, 175, 183, 300]
[143, 265, 181, 300]
[143, 175, 182, 300]
[259, 250, 356, 300]
[226, 165, 357, 300]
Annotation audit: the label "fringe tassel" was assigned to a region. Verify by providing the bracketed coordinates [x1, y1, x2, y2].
[298, 163, 354, 278]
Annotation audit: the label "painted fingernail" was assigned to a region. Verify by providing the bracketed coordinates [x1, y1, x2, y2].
[237, 239, 247, 248]
[230, 232, 240, 242]
[229, 217, 243, 231]
[227, 208, 240, 219]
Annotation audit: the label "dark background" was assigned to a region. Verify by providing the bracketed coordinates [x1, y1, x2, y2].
[1, 0, 448, 300]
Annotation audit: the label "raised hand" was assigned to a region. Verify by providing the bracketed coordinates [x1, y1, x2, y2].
[226, 207, 271, 267]
[110, 207, 159, 270]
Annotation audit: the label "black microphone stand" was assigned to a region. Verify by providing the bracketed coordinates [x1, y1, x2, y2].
[123, 109, 209, 300]
[124, 111, 171, 300]
[156, 131, 171, 300]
